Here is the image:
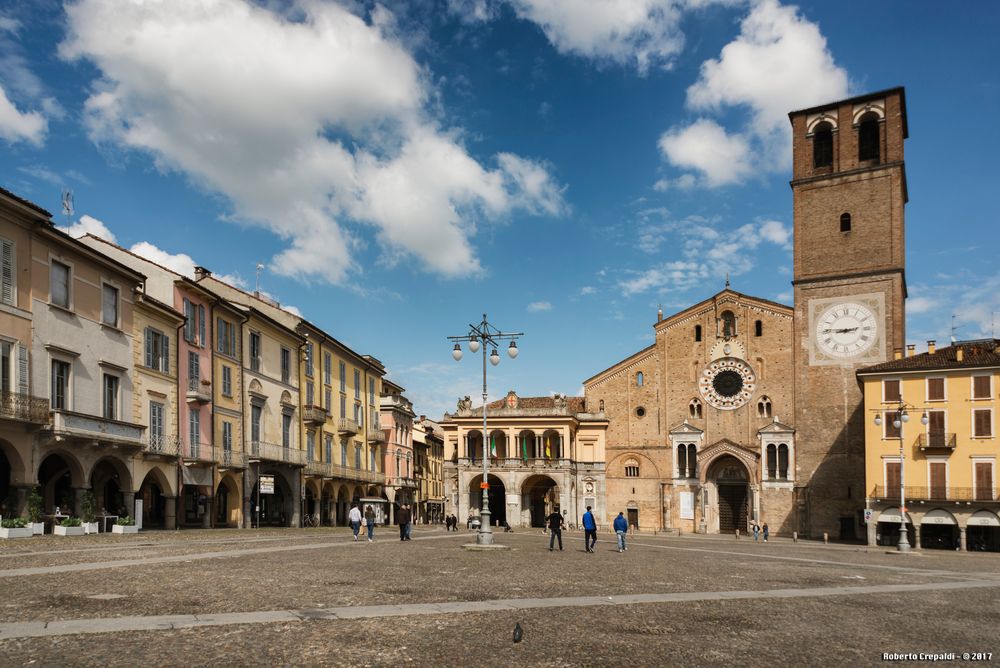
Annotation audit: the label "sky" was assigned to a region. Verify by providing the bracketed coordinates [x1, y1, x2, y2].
[1, 0, 999, 420]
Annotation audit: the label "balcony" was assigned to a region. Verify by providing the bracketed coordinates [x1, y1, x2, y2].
[368, 429, 387, 444]
[303, 405, 328, 426]
[50, 410, 144, 447]
[217, 448, 247, 469]
[456, 457, 574, 469]
[390, 477, 418, 489]
[872, 485, 997, 502]
[0, 391, 50, 424]
[182, 440, 214, 462]
[304, 459, 329, 476]
[248, 440, 305, 466]
[337, 418, 358, 435]
[916, 432, 957, 452]
[186, 378, 212, 403]
[143, 434, 181, 457]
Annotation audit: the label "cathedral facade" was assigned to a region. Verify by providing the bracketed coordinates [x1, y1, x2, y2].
[585, 88, 909, 539]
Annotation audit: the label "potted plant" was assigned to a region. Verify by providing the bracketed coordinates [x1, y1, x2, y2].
[0, 517, 31, 539]
[26, 487, 44, 535]
[54, 516, 84, 536]
[80, 491, 99, 535]
[111, 516, 138, 534]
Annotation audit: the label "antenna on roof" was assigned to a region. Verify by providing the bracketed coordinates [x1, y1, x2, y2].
[950, 314, 963, 344]
[255, 263, 265, 295]
[725, 273, 730, 289]
[61, 190, 73, 228]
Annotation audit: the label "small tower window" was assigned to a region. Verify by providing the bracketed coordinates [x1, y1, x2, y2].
[625, 459, 640, 478]
[766, 444, 777, 479]
[778, 443, 790, 480]
[812, 122, 833, 168]
[840, 212, 852, 233]
[694, 325, 702, 342]
[858, 113, 880, 162]
[599, 399, 605, 412]
[757, 396, 772, 418]
[677, 445, 686, 478]
[636, 371, 644, 387]
[635, 406, 646, 418]
[686, 443, 697, 478]
[688, 398, 702, 419]
[754, 320, 763, 337]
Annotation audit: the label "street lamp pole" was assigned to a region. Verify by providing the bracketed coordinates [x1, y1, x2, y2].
[449, 314, 522, 546]
[874, 402, 927, 553]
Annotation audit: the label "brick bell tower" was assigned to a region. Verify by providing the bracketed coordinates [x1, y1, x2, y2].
[789, 88, 908, 539]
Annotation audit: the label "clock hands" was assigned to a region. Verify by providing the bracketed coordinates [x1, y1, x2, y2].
[820, 327, 859, 334]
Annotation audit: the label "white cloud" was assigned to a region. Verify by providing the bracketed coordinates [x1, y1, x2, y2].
[580, 286, 596, 295]
[0, 83, 45, 144]
[906, 296, 936, 315]
[59, 214, 117, 243]
[527, 301, 552, 312]
[60, 0, 564, 286]
[758, 219, 791, 249]
[659, 0, 849, 186]
[129, 240, 248, 290]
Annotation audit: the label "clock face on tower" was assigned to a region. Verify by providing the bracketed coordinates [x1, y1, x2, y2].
[808, 293, 886, 366]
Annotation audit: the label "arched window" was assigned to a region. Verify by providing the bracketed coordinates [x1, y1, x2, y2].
[598, 399, 605, 412]
[625, 458, 640, 478]
[840, 212, 852, 233]
[687, 443, 697, 478]
[858, 113, 880, 162]
[677, 445, 687, 478]
[694, 324, 702, 342]
[720, 310, 736, 338]
[689, 398, 702, 419]
[757, 396, 772, 418]
[778, 444, 789, 480]
[636, 371, 644, 387]
[766, 444, 777, 480]
[754, 320, 763, 337]
[756, 357, 765, 381]
[812, 122, 833, 168]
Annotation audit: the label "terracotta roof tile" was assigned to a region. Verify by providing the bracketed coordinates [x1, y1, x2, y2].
[858, 339, 1000, 374]
[468, 395, 587, 415]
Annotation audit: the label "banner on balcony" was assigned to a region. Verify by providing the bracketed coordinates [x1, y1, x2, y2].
[181, 466, 213, 487]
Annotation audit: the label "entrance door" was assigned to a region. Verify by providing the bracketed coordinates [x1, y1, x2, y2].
[718, 484, 747, 533]
[627, 508, 639, 529]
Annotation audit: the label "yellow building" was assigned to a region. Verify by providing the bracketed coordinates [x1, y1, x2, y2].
[859, 339, 1000, 551]
[211, 297, 246, 528]
[414, 416, 445, 524]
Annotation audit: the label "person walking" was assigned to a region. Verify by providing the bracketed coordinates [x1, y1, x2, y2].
[397, 504, 411, 541]
[364, 505, 376, 542]
[762, 522, 769, 543]
[547, 509, 565, 551]
[582, 506, 598, 552]
[752, 522, 760, 542]
[348, 504, 362, 541]
[613, 512, 629, 553]
[404, 504, 414, 540]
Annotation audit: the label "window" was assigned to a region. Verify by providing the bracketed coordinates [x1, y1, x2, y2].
[766, 444, 776, 479]
[144, 327, 169, 373]
[51, 359, 70, 409]
[598, 399, 605, 412]
[340, 394, 346, 419]
[720, 310, 736, 338]
[625, 460, 639, 478]
[1, 237, 14, 306]
[306, 381, 314, 406]
[354, 369, 360, 399]
[354, 402, 362, 427]
[884, 412, 901, 439]
[689, 398, 702, 419]
[50, 260, 70, 308]
[188, 351, 200, 386]
[369, 377, 375, 404]
[189, 408, 201, 454]
[636, 371, 644, 387]
[149, 401, 164, 445]
[973, 375, 992, 400]
[974, 462, 994, 501]
[754, 320, 763, 337]
[222, 421, 232, 452]
[757, 396, 772, 418]
[183, 298, 196, 342]
[973, 409, 993, 438]
[677, 444, 686, 477]
[324, 352, 332, 385]
[341, 440, 348, 466]
[694, 324, 702, 342]
[355, 443, 362, 469]
[282, 413, 292, 448]
[687, 444, 697, 478]
[927, 377, 945, 401]
[102, 373, 119, 420]
[307, 431, 315, 462]
[635, 406, 646, 418]
[249, 332, 261, 372]
[280, 347, 291, 384]
[885, 461, 901, 494]
[325, 388, 332, 411]
[812, 122, 833, 168]
[101, 283, 119, 327]
[858, 113, 880, 162]
[778, 444, 789, 480]
[325, 434, 332, 463]
[929, 462, 947, 499]
[339, 361, 346, 392]
[840, 213, 852, 233]
[0, 342, 10, 394]
[222, 365, 232, 396]
[883, 379, 901, 403]
[927, 410, 946, 445]
[251, 404, 262, 443]
[305, 342, 314, 376]
[198, 304, 205, 346]
[217, 318, 236, 356]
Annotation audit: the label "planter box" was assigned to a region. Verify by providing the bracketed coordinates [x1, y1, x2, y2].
[30, 522, 44, 535]
[111, 524, 138, 534]
[0, 527, 32, 539]
[82, 522, 100, 535]
[54, 525, 85, 536]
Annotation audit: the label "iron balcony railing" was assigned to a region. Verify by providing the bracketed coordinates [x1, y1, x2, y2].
[915, 432, 957, 451]
[872, 485, 996, 502]
[0, 391, 50, 424]
[183, 440, 214, 462]
[217, 448, 247, 469]
[51, 409, 144, 445]
[143, 434, 181, 457]
[302, 405, 328, 425]
[248, 440, 305, 466]
[457, 457, 574, 469]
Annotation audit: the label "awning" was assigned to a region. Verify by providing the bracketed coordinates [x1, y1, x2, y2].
[921, 508, 957, 526]
[877, 507, 910, 524]
[967, 510, 1000, 527]
[182, 466, 213, 487]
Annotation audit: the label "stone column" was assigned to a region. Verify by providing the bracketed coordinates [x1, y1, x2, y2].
[866, 513, 877, 546]
[164, 496, 177, 530]
[14, 485, 29, 516]
[913, 524, 921, 550]
[960, 526, 967, 551]
[73, 487, 87, 516]
[203, 496, 213, 528]
[124, 491, 136, 518]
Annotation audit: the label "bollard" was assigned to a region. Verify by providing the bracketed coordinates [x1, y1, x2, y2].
[735, 529, 740, 540]
[823, 532, 829, 544]
[793, 531, 798, 543]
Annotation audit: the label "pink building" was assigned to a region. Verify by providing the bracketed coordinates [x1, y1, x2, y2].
[380, 379, 415, 523]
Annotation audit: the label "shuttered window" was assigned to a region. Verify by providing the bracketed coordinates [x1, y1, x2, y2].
[188, 351, 200, 386]
[1, 238, 14, 306]
[223, 421, 232, 452]
[929, 462, 947, 500]
[149, 402, 164, 444]
[883, 379, 901, 402]
[324, 353, 332, 385]
[50, 260, 70, 308]
[973, 376, 992, 399]
[885, 462, 901, 495]
[198, 304, 206, 346]
[884, 412, 901, 439]
[144, 327, 169, 373]
[102, 373, 118, 420]
[927, 378, 945, 401]
[51, 360, 69, 409]
[222, 365, 232, 396]
[973, 409, 993, 438]
[975, 463, 994, 501]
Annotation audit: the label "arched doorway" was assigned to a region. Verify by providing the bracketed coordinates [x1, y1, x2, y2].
[522, 475, 559, 527]
[251, 470, 291, 526]
[91, 458, 131, 516]
[469, 474, 506, 527]
[709, 456, 748, 534]
[139, 469, 169, 528]
[967, 510, 1000, 552]
[321, 483, 334, 526]
[335, 485, 349, 526]
[304, 483, 317, 524]
[215, 475, 241, 527]
[38, 452, 79, 514]
[920, 509, 959, 550]
[0, 445, 12, 513]
[875, 507, 915, 547]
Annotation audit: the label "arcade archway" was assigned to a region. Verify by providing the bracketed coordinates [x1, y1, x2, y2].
[215, 474, 241, 527]
[468, 474, 506, 527]
[139, 469, 170, 528]
[522, 474, 559, 527]
[37, 452, 81, 514]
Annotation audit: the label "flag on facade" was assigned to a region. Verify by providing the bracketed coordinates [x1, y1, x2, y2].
[545, 436, 550, 458]
[491, 435, 496, 456]
[522, 436, 528, 461]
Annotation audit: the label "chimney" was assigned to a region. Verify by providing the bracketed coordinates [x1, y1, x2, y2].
[194, 266, 211, 280]
[927, 340, 936, 354]
[419, 415, 425, 422]
[893, 348, 903, 360]
[906, 344, 915, 357]
[956, 347, 964, 362]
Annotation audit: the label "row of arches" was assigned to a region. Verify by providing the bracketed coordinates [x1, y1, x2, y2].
[812, 112, 881, 169]
[688, 396, 773, 419]
[461, 429, 565, 460]
[876, 507, 1000, 552]
[464, 473, 561, 528]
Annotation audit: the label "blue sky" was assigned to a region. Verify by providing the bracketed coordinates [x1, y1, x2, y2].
[1, 1, 998, 419]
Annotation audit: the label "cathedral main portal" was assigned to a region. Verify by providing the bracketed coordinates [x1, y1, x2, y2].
[711, 456, 749, 534]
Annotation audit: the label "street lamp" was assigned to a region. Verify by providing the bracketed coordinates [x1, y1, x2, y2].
[448, 313, 522, 546]
[873, 403, 929, 552]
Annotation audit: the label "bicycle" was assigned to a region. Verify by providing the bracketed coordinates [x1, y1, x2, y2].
[303, 513, 320, 528]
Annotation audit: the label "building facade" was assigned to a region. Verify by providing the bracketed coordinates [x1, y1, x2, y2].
[380, 379, 416, 523]
[859, 340, 1000, 551]
[413, 415, 444, 524]
[584, 88, 910, 538]
[441, 392, 607, 528]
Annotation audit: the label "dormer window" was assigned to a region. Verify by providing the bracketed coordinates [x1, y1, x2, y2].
[813, 121, 833, 168]
[858, 113, 880, 162]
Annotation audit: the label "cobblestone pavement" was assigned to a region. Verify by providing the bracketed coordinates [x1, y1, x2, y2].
[1, 527, 998, 666]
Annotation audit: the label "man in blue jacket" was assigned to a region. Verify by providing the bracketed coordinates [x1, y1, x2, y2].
[582, 506, 598, 553]
[613, 512, 628, 553]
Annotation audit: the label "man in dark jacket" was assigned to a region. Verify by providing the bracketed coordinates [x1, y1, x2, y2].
[397, 505, 411, 541]
[547, 509, 565, 551]
[613, 512, 628, 552]
[582, 506, 598, 552]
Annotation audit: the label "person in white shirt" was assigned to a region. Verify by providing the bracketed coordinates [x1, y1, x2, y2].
[348, 505, 363, 541]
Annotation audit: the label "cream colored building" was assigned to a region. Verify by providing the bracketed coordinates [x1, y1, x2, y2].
[413, 416, 444, 524]
[441, 392, 607, 528]
[858, 339, 1000, 551]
